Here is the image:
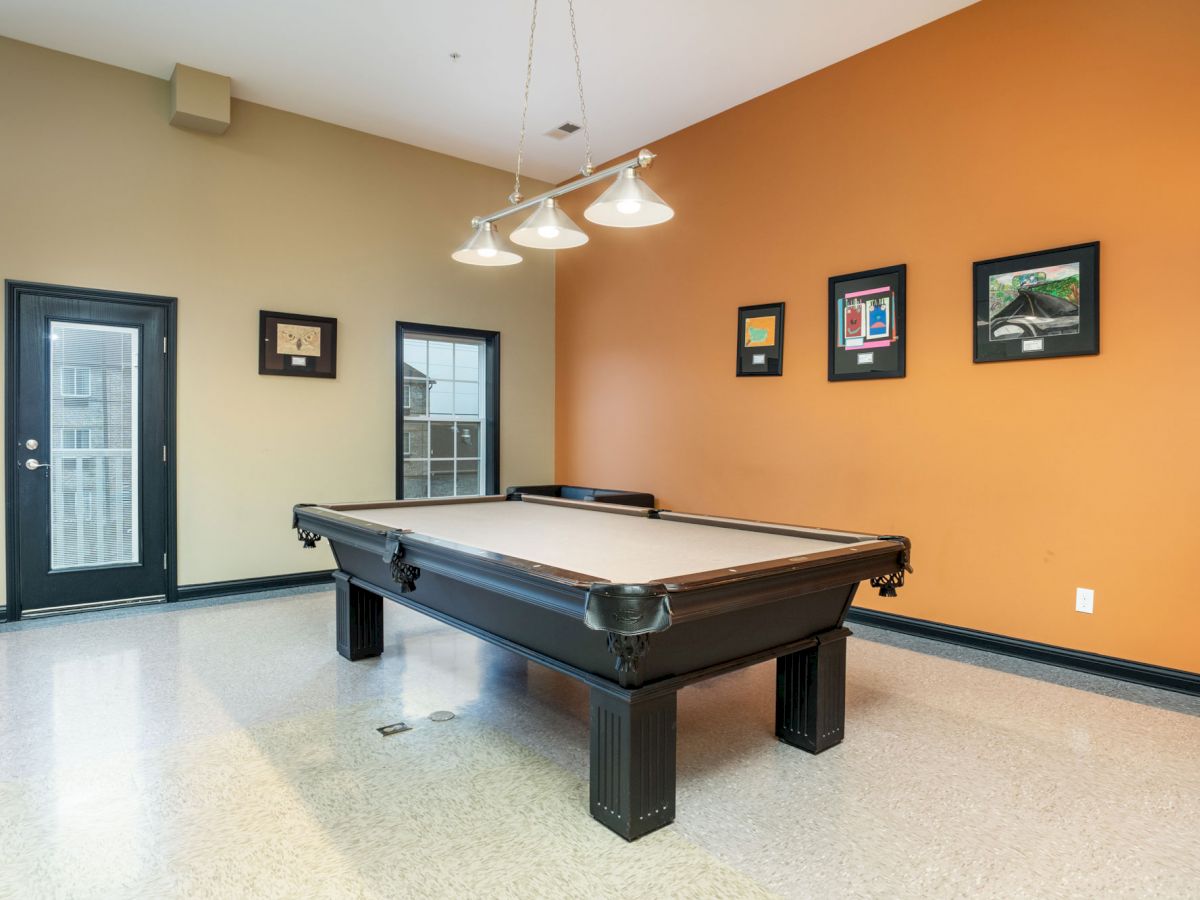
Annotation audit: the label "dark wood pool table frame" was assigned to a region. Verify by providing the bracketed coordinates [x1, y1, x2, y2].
[293, 495, 911, 841]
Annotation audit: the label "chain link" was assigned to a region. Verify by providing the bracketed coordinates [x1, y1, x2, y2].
[568, 0, 593, 175]
[512, 0, 593, 195]
[512, 0, 539, 203]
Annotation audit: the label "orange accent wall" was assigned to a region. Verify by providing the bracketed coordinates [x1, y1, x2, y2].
[555, 0, 1200, 674]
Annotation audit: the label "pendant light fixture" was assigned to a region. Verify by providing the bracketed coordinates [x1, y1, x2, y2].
[584, 167, 675, 227]
[453, 0, 673, 267]
[451, 221, 523, 266]
[510, 197, 588, 249]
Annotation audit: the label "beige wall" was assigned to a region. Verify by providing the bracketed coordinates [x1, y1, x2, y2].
[0, 36, 556, 595]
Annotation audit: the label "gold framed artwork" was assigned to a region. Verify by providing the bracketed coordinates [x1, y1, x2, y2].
[259, 310, 337, 378]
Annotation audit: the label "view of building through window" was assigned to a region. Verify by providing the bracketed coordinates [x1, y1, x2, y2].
[401, 334, 487, 498]
[49, 321, 139, 569]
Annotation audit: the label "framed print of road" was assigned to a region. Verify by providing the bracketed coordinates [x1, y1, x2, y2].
[828, 264, 906, 381]
[737, 302, 785, 376]
[974, 242, 1099, 363]
[259, 310, 338, 378]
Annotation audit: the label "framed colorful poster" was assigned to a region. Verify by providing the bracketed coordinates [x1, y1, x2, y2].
[736, 302, 785, 376]
[973, 242, 1099, 363]
[259, 310, 338, 378]
[828, 264, 906, 381]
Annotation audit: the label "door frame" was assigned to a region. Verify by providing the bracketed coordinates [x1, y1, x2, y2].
[4, 280, 178, 621]
[395, 321, 500, 500]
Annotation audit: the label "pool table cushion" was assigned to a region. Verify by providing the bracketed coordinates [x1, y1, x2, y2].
[323, 495, 886, 586]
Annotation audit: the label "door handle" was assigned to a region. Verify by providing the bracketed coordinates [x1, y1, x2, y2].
[24, 459, 50, 471]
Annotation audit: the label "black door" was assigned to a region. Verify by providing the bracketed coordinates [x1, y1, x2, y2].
[6, 282, 176, 619]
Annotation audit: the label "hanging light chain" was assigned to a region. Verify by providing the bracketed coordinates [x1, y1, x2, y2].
[568, 0, 593, 175]
[512, 0, 540, 205]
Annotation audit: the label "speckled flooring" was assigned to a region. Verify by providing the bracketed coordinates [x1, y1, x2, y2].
[1, 590, 1197, 899]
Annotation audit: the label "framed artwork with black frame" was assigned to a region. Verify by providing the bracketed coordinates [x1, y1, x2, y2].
[973, 241, 1099, 363]
[259, 310, 337, 378]
[736, 302, 785, 376]
[828, 264, 906, 381]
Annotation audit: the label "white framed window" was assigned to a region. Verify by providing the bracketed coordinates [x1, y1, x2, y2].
[60, 428, 92, 449]
[61, 366, 92, 398]
[399, 327, 497, 499]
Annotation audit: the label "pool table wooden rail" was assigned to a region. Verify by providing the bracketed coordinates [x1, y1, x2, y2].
[293, 496, 910, 631]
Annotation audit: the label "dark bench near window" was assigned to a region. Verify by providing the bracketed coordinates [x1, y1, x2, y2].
[505, 484, 655, 508]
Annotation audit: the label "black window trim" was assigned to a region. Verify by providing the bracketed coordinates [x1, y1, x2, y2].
[395, 321, 500, 499]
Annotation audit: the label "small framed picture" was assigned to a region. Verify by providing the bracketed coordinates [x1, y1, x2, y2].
[737, 302, 785, 376]
[828, 264, 906, 381]
[973, 242, 1099, 363]
[259, 310, 337, 378]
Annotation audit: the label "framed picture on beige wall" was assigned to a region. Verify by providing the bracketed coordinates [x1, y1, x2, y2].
[259, 310, 337, 378]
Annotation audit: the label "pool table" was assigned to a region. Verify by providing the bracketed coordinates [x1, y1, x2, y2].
[293, 493, 911, 840]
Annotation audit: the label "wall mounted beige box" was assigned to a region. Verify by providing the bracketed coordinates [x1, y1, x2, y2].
[169, 63, 231, 134]
[0, 36, 556, 602]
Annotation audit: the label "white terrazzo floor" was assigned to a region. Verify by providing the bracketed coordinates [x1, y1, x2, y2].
[0, 590, 1197, 899]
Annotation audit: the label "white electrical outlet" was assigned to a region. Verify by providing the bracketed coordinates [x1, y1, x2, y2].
[1075, 587, 1094, 614]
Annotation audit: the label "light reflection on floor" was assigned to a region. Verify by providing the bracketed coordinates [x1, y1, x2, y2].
[1, 590, 1197, 898]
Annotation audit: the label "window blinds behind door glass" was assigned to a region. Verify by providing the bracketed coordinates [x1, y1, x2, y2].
[48, 321, 140, 570]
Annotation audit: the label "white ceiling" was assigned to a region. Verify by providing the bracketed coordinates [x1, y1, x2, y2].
[0, 0, 976, 182]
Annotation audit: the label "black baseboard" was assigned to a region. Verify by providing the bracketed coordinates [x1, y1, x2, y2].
[846, 607, 1200, 697]
[176, 570, 334, 602]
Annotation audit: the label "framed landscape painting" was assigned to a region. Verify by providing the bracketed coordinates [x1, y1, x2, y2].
[973, 242, 1099, 363]
[828, 264, 906, 381]
[736, 302, 785, 376]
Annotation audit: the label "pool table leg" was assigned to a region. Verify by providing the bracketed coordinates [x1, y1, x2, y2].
[775, 627, 849, 753]
[589, 685, 677, 841]
[334, 571, 384, 661]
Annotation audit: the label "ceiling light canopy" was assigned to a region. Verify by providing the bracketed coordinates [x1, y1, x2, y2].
[453, 0, 673, 268]
[451, 221, 522, 267]
[510, 197, 588, 249]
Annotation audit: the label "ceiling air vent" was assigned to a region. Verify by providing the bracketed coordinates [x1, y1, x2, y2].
[544, 121, 582, 140]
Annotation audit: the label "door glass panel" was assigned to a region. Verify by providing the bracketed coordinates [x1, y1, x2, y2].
[49, 321, 139, 569]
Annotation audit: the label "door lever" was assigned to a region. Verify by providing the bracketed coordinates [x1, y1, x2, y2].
[24, 459, 50, 471]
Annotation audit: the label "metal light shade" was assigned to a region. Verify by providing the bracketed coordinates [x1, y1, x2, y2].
[584, 167, 674, 228]
[509, 198, 589, 249]
[451, 221, 523, 266]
